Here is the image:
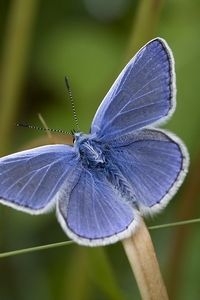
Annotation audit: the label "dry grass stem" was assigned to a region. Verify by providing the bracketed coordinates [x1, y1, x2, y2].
[122, 218, 169, 300]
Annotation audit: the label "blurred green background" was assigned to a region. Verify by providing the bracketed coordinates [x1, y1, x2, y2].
[0, 0, 200, 299]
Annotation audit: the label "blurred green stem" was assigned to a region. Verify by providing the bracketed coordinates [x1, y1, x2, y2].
[2, 218, 200, 258]
[122, 219, 169, 300]
[126, 0, 164, 58]
[64, 247, 90, 300]
[88, 248, 125, 300]
[167, 151, 200, 299]
[0, 0, 39, 155]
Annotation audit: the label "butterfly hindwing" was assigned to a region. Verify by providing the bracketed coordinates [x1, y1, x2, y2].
[57, 167, 138, 246]
[108, 129, 188, 215]
[91, 38, 175, 141]
[0, 145, 78, 213]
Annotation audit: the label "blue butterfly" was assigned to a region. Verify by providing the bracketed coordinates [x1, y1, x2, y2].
[0, 38, 189, 246]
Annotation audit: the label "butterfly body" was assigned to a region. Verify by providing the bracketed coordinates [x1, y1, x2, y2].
[75, 133, 107, 169]
[75, 132, 136, 204]
[0, 38, 189, 246]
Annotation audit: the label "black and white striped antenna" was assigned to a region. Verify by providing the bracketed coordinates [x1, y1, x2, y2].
[65, 76, 80, 132]
[16, 123, 71, 135]
[17, 77, 79, 136]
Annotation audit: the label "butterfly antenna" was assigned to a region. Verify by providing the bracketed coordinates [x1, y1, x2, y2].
[65, 76, 80, 132]
[17, 123, 71, 135]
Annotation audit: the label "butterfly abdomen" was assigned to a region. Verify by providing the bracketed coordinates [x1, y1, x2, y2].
[105, 161, 136, 205]
[75, 134, 135, 203]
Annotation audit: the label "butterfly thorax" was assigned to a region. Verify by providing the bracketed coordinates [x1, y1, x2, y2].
[74, 133, 107, 169]
[74, 133, 135, 202]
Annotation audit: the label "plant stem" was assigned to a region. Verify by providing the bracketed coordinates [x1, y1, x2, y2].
[0, 0, 39, 155]
[122, 218, 169, 300]
[126, 0, 164, 58]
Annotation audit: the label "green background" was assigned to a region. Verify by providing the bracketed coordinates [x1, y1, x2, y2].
[0, 0, 200, 299]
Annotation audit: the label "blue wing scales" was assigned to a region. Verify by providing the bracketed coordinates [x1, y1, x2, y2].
[91, 38, 175, 141]
[107, 129, 188, 214]
[0, 145, 78, 213]
[57, 168, 138, 246]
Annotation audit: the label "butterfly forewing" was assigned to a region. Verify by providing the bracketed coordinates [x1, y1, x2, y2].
[0, 145, 78, 213]
[91, 38, 175, 141]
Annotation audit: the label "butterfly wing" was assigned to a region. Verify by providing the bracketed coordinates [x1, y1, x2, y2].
[57, 168, 139, 246]
[91, 38, 175, 141]
[0, 145, 79, 213]
[108, 129, 189, 215]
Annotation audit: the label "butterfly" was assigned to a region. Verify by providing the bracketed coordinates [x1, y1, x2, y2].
[0, 38, 189, 246]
